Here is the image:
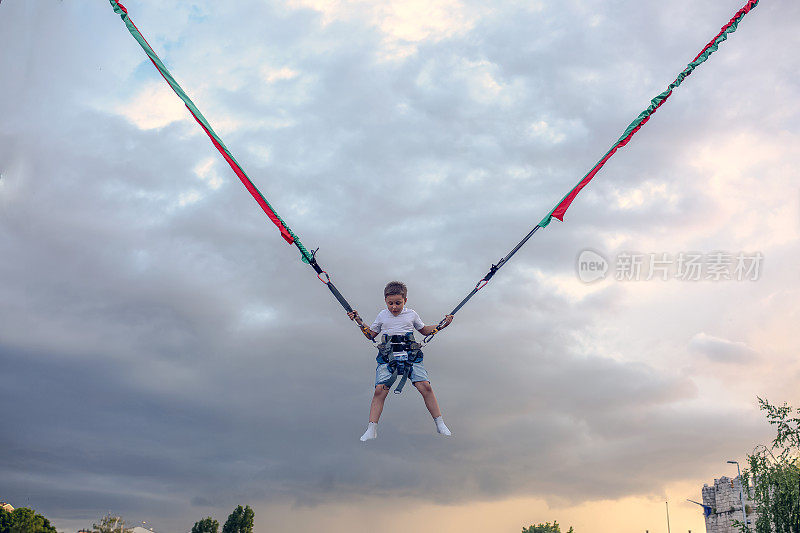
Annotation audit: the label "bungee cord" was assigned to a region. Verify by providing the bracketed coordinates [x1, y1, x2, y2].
[108, 0, 760, 347]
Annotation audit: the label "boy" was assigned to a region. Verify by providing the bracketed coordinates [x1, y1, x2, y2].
[348, 281, 454, 441]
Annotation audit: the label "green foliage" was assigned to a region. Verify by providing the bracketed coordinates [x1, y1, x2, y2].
[0, 507, 58, 533]
[521, 521, 574, 533]
[91, 514, 133, 533]
[191, 518, 219, 533]
[739, 398, 800, 533]
[221, 506, 254, 533]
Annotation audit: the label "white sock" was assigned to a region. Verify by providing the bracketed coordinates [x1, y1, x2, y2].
[360, 422, 378, 441]
[434, 416, 452, 436]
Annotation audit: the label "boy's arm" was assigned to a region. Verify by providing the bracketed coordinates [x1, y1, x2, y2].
[418, 315, 454, 336]
[347, 311, 379, 340]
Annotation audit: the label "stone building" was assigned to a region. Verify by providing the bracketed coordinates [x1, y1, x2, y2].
[702, 475, 757, 533]
[0, 501, 14, 512]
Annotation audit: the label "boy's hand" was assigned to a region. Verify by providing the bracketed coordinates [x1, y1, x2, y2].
[347, 310, 362, 324]
[442, 314, 454, 328]
[347, 311, 375, 340]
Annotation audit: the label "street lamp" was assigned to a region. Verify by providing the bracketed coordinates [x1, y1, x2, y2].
[727, 460, 748, 529]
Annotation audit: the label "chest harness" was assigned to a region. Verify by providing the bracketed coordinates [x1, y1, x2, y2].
[376, 332, 423, 394]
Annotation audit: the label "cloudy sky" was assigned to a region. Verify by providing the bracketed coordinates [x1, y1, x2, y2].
[1, 1, 798, 532]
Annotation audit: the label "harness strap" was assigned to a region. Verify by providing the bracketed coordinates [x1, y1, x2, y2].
[393, 361, 411, 394]
[419, 0, 761, 347]
[107, 1, 372, 343]
[385, 359, 412, 394]
[382, 362, 399, 391]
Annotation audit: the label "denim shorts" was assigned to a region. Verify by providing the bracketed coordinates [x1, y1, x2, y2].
[375, 361, 429, 387]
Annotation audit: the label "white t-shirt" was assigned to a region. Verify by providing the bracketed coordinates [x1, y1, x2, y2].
[370, 307, 425, 337]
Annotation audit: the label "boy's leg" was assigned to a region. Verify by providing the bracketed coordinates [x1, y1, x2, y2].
[369, 385, 390, 423]
[413, 381, 452, 436]
[413, 380, 441, 418]
[361, 385, 389, 442]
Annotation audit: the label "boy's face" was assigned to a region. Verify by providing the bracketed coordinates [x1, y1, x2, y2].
[384, 293, 406, 316]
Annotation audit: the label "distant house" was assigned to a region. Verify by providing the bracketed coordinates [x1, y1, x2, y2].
[0, 502, 14, 512]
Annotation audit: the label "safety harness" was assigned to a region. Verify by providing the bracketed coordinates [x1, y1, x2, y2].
[376, 332, 423, 394]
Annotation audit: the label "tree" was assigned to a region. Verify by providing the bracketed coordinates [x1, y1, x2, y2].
[221, 506, 254, 533]
[191, 517, 219, 533]
[91, 514, 133, 533]
[740, 397, 800, 533]
[521, 521, 575, 533]
[0, 507, 58, 533]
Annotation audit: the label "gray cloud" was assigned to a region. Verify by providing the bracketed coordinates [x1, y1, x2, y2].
[689, 332, 758, 364]
[1, 1, 797, 532]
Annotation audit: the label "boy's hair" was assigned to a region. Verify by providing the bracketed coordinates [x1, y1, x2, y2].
[384, 281, 408, 299]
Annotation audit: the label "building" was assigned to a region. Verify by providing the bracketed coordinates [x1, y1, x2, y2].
[702, 475, 757, 533]
[0, 502, 14, 513]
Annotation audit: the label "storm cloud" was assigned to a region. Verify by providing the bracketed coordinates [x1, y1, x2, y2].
[1, 1, 798, 532]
